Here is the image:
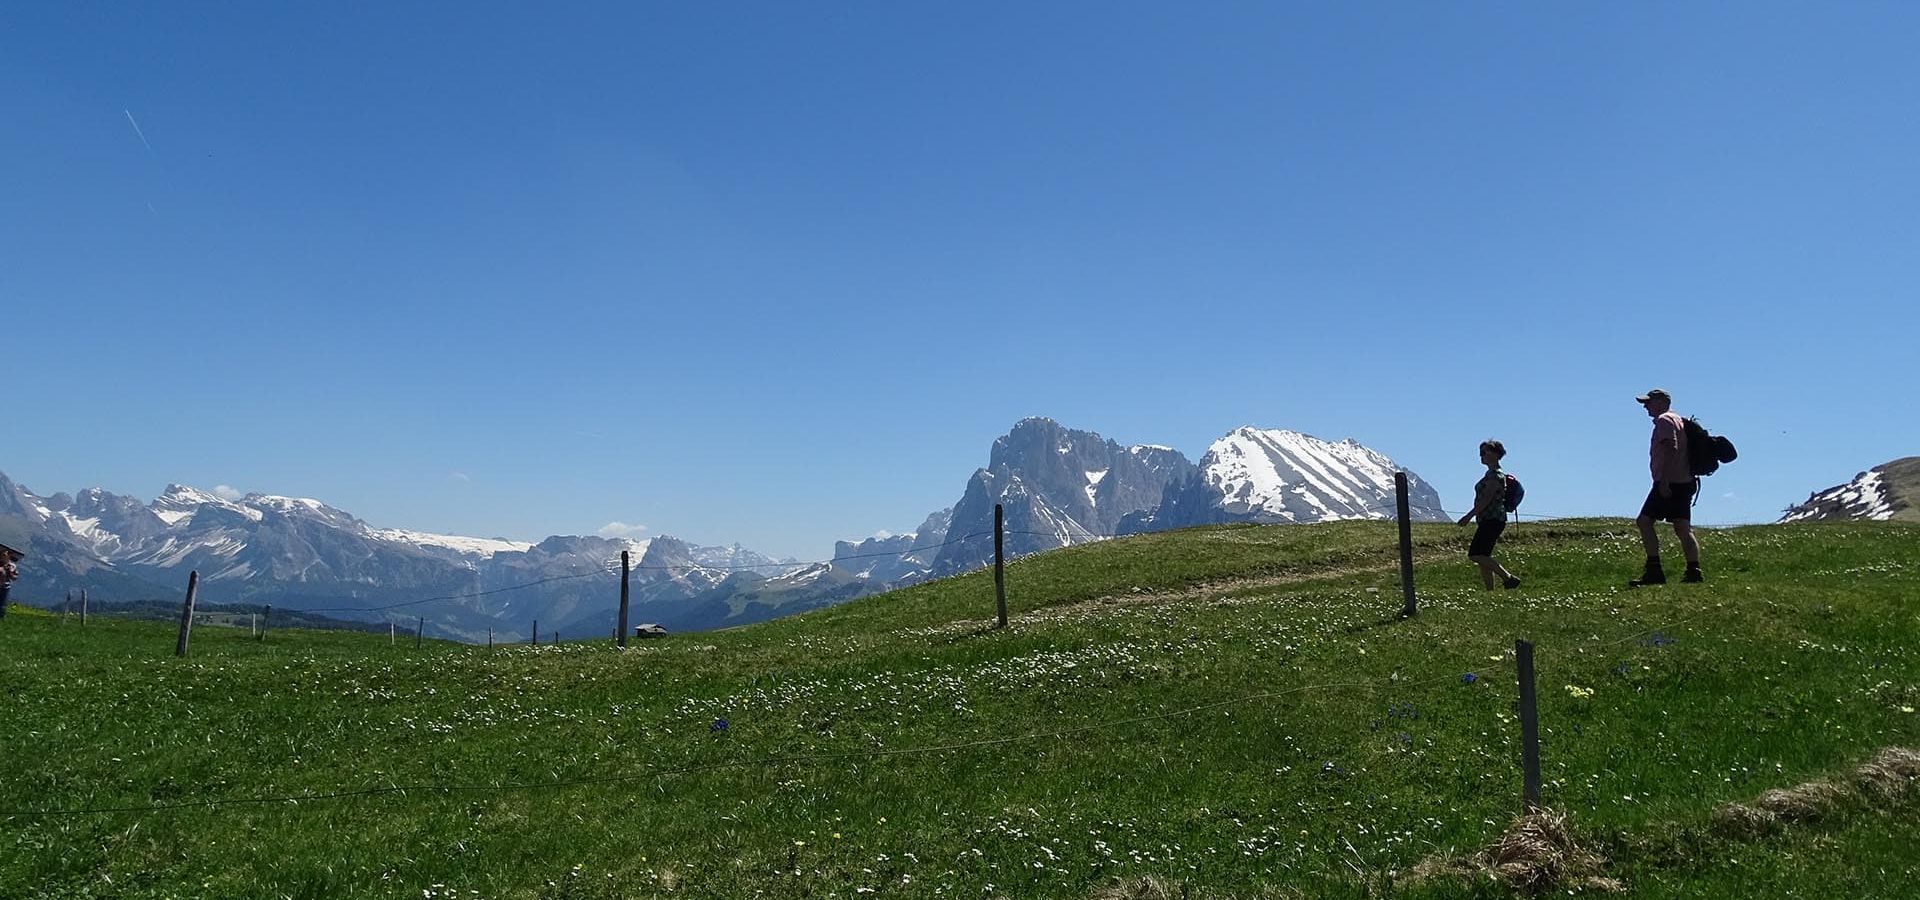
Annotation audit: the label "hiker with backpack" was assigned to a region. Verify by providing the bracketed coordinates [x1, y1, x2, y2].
[1632, 388, 1703, 585]
[0, 543, 20, 618]
[1457, 439, 1521, 590]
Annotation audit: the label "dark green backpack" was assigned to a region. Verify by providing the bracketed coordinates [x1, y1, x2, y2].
[1683, 418, 1739, 477]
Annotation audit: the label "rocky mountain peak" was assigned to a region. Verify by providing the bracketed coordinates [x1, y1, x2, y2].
[933, 420, 1196, 575]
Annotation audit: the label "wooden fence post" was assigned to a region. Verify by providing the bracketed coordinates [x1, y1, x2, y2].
[488, 627, 493, 650]
[617, 550, 631, 649]
[531, 620, 537, 645]
[81, 589, 88, 625]
[415, 615, 424, 650]
[251, 612, 257, 639]
[1396, 471, 1417, 618]
[259, 604, 269, 641]
[64, 590, 71, 621]
[390, 622, 396, 645]
[1516, 638, 1543, 811]
[174, 571, 199, 658]
[994, 503, 1008, 629]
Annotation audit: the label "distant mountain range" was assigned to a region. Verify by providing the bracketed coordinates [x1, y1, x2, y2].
[1779, 457, 1920, 523]
[0, 477, 795, 641]
[0, 418, 1447, 639]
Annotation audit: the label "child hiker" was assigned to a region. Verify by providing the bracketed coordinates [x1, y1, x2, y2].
[1457, 440, 1521, 590]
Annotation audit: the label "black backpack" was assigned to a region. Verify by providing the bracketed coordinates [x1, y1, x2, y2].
[1682, 417, 1739, 477]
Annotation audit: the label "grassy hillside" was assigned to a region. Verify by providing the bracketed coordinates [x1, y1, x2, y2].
[2, 519, 1916, 899]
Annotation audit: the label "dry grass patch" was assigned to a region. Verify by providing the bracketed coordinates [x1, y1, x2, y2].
[1089, 876, 1181, 900]
[1855, 746, 1920, 800]
[1714, 745, 1920, 837]
[1407, 807, 1622, 896]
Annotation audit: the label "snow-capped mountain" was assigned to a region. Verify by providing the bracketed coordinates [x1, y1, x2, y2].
[830, 508, 952, 584]
[1780, 457, 1919, 523]
[931, 418, 1197, 576]
[838, 419, 1444, 586]
[0, 474, 164, 599]
[0, 470, 797, 640]
[1126, 427, 1448, 532]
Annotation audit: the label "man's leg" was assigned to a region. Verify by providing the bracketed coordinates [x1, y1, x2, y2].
[1673, 520, 1702, 580]
[1672, 521, 1699, 565]
[1633, 512, 1667, 585]
[1490, 555, 1518, 588]
[1470, 557, 1497, 590]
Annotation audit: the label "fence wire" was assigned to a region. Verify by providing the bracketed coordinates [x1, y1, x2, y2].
[0, 609, 1713, 821]
[56, 503, 1627, 630]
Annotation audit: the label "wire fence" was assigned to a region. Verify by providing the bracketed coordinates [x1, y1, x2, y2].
[38, 496, 1633, 645]
[37, 452, 1742, 665]
[293, 531, 1003, 616]
[0, 604, 1712, 821]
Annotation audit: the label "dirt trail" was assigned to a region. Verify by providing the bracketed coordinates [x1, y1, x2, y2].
[914, 549, 1462, 635]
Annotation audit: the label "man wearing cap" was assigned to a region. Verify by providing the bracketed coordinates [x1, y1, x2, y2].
[1632, 389, 1702, 585]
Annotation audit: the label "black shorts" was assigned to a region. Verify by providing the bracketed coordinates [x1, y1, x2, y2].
[1639, 481, 1697, 522]
[1468, 519, 1507, 557]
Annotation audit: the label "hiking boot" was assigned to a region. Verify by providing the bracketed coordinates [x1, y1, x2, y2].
[1503, 576, 1522, 590]
[1629, 561, 1667, 588]
[1682, 566, 1704, 583]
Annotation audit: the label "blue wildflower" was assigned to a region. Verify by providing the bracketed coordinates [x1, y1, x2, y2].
[1462, 672, 1479, 684]
[711, 718, 729, 732]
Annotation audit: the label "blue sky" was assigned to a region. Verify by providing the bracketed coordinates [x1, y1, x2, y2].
[4, 3, 1916, 559]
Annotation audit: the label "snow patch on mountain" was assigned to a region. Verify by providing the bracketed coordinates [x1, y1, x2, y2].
[152, 484, 264, 525]
[1781, 470, 1894, 522]
[780, 563, 833, 586]
[1084, 468, 1109, 505]
[1203, 427, 1415, 521]
[369, 528, 535, 557]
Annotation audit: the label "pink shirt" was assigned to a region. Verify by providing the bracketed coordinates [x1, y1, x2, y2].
[1650, 411, 1692, 483]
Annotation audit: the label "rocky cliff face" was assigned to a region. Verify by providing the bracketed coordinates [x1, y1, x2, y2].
[932, 418, 1195, 575]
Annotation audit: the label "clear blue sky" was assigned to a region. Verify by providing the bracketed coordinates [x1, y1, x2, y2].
[5, 3, 1916, 559]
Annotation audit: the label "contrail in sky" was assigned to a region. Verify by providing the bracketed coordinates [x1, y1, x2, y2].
[123, 109, 154, 152]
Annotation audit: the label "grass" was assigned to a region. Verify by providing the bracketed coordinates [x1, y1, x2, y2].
[1, 518, 1916, 899]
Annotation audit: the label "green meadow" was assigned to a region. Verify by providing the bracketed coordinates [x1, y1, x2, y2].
[2, 519, 1916, 898]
